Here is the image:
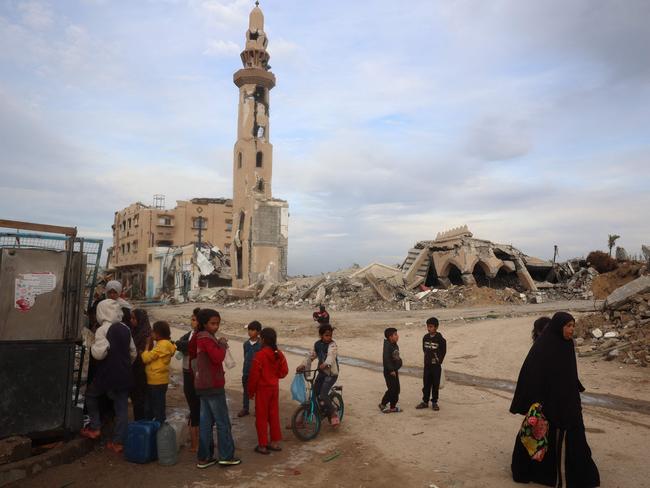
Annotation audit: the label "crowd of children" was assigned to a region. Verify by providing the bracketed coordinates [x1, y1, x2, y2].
[82, 281, 463, 467]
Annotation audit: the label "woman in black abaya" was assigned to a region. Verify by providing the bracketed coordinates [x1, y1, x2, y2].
[510, 312, 600, 488]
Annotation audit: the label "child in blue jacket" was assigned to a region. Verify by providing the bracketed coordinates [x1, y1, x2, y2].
[238, 320, 263, 417]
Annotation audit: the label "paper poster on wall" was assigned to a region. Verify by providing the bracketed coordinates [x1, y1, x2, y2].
[14, 272, 57, 312]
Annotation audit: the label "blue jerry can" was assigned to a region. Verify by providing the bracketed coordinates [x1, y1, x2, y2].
[125, 420, 161, 464]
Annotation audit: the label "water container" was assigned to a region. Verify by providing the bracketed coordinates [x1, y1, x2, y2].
[156, 422, 177, 466]
[125, 420, 160, 464]
[167, 417, 188, 452]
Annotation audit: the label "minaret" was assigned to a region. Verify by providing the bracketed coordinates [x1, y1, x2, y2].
[231, 2, 287, 287]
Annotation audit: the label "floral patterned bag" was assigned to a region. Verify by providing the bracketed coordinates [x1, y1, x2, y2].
[519, 402, 549, 462]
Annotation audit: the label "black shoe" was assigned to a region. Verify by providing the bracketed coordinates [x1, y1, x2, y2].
[432, 403, 440, 411]
[415, 402, 428, 409]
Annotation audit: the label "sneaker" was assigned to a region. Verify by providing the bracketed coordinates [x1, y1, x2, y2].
[378, 403, 386, 412]
[432, 403, 440, 411]
[415, 402, 428, 409]
[196, 458, 217, 469]
[382, 406, 401, 414]
[237, 409, 249, 418]
[330, 414, 340, 426]
[80, 427, 101, 440]
[218, 458, 242, 466]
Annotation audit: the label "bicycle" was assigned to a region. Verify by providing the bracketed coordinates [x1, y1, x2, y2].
[291, 369, 344, 441]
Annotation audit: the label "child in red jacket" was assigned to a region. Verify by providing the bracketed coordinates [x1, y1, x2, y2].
[247, 327, 288, 454]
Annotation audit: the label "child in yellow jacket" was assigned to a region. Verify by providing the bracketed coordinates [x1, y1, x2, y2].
[141, 321, 176, 423]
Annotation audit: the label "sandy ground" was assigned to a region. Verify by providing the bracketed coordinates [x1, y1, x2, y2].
[17, 300, 650, 488]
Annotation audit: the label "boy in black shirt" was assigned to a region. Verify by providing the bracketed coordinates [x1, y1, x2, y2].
[416, 317, 446, 411]
[379, 327, 402, 413]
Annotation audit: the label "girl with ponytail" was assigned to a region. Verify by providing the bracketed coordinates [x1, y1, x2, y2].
[247, 327, 289, 454]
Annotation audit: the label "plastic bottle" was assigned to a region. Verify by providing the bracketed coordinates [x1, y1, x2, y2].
[156, 422, 177, 466]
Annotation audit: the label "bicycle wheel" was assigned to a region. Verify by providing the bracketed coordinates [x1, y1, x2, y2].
[329, 392, 344, 421]
[291, 404, 321, 441]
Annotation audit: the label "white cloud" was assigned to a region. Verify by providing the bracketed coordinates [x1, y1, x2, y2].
[1, 0, 649, 275]
[19, 1, 54, 30]
[203, 39, 240, 57]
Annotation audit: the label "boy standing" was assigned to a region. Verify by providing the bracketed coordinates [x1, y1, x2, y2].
[416, 317, 446, 411]
[238, 321, 263, 417]
[141, 321, 176, 423]
[379, 327, 402, 413]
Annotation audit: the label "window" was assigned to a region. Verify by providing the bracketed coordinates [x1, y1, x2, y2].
[238, 152, 242, 169]
[193, 217, 207, 230]
[256, 178, 265, 192]
[127, 243, 131, 253]
[226, 223, 233, 231]
[121, 244, 125, 254]
[256, 151, 263, 168]
[128, 218, 132, 229]
[133, 240, 138, 252]
[157, 216, 173, 226]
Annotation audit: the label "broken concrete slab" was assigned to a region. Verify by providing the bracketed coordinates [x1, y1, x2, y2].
[407, 276, 425, 289]
[0, 437, 31, 466]
[226, 288, 257, 299]
[605, 275, 650, 310]
[257, 281, 278, 300]
[403, 248, 430, 284]
[415, 289, 432, 301]
[365, 272, 394, 302]
[299, 277, 326, 300]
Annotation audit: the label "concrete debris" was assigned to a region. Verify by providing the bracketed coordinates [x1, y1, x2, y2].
[604, 275, 650, 310]
[576, 271, 650, 367]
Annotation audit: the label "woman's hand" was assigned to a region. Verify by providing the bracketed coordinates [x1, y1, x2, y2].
[146, 336, 154, 351]
[296, 364, 306, 373]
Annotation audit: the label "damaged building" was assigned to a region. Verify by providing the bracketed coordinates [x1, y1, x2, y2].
[107, 197, 233, 299]
[400, 226, 548, 291]
[107, 3, 288, 299]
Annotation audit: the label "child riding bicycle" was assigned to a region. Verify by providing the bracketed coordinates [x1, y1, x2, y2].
[296, 324, 340, 425]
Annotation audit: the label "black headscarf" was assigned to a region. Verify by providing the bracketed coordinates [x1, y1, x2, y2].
[130, 308, 152, 354]
[510, 312, 583, 429]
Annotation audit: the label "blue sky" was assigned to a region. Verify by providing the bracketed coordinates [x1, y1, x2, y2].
[1, 0, 649, 274]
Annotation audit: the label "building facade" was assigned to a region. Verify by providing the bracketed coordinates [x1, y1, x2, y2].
[108, 198, 233, 297]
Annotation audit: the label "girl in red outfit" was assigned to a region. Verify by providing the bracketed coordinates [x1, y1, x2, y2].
[247, 327, 288, 454]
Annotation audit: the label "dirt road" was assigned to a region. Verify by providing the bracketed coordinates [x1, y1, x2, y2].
[18, 300, 650, 487]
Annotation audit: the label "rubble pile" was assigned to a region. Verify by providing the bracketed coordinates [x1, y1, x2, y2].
[188, 265, 558, 312]
[575, 275, 650, 367]
[536, 265, 599, 301]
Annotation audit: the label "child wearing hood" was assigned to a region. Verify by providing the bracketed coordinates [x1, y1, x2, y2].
[81, 299, 137, 453]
